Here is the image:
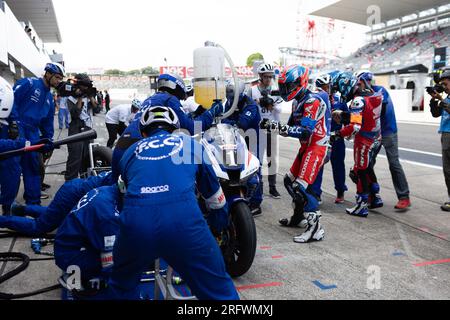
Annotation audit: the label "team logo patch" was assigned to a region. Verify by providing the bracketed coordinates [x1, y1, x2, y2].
[101, 252, 114, 268]
[135, 135, 183, 161]
[140, 185, 170, 194]
[73, 189, 99, 212]
[104, 235, 116, 250]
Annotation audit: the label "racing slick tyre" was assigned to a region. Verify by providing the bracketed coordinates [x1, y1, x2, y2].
[225, 202, 257, 278]
[82, 145, 113, 176]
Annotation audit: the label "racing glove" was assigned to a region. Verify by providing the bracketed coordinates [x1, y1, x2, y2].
[8, 121, 19, 140]
[32, 138, 55, 154]
[208, 100, 224, 118]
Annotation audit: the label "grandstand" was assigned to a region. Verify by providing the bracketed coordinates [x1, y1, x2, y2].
[308, 0, 450, 124]
[0, 0, 63, 84]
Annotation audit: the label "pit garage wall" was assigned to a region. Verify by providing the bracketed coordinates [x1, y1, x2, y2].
[0, 1, 51, 79]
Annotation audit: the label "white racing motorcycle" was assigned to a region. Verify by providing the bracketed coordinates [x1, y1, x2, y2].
[199, 123, 259, 278]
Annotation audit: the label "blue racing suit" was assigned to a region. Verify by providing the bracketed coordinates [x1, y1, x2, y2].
[222, 94, 263, 207]
[0, 130, 25, 153]
[111, 92, 217, 180]
[55, 185, 120, 297]
[0, 172, 115, 236]
[0, 78, 55, 206]
[108, 130, 239, 300]
[310, 93, 349, 198]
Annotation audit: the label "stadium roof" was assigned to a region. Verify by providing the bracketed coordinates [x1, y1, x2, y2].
[5, 0, 62, 42]
[311, 0, 450, 25]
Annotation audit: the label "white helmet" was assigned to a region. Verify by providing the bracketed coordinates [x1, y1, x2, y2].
[140, 106, 180, 134]
[131, 99, 142, 110]
[258, 63, 275, 76]
[315, 74, 332, 87]
[0, 76, 14, 120]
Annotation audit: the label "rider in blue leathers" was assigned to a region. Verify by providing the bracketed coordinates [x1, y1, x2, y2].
[55, 185, 121, 299]
[111, 73, 223, 180]
[309, 73, 349, 204]
[0, 172, 115, 236]
[0, 64, 65, 213]
[108, 106, 239, 300]
[222, 83, 263, 216]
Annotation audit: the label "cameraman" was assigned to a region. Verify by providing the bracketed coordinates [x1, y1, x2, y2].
[65, 74, 98, 181]
[430, 70, 450, 212]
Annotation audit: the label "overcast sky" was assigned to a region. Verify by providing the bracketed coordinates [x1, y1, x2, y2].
[49, 0, 368, 72]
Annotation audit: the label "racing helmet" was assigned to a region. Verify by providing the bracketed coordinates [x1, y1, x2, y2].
[258, 63, 275, 76]
[131, 99, 142, 110]
[44, 62, 66, 77]
[140, 106, 180, 135]
[334, 72, 358, 102]
[278, 65, 310, 102]
[0, 76, 14, 120]
[315, 74, 332, 88]
[355, 70, 374, 83]
[157, 73, 187, 101]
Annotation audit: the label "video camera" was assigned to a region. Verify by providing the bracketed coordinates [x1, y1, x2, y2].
[427, 71, 446, 95]
[57, 78, 98, 98]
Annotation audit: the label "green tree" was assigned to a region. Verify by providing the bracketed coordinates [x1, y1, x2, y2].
[246, 53, 264, 67]
[104, 69, 124, 76]
[141, 66, 159, 75]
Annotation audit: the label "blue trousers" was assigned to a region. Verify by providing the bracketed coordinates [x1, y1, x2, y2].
[108, 196, 239, 300]
[0, 181, 81, 236]
[58, 109, 70, 129]
[310, 139, 348, 198]
[248, 168, 263, 207]
[0, 126, 21, 207]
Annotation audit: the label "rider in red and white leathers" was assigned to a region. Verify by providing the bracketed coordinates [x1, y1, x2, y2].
[261, 65, 331, 243]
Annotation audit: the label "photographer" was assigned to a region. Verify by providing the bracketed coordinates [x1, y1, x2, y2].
[429, 70, 450, 212]
[65, 74, 98, 181]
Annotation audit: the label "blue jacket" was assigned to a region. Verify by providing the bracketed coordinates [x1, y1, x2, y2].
[223, 94, 261, 131]
[372, 85, 398, 136]
[438, 96, 450, 133]
[331, 93, 349, 131]
[55, 185, 120, 282]
[10, 78, 55, 140]
[119, 130, 227, 223]
[0, 135, 25, 153]
[112, 92, 216, 179]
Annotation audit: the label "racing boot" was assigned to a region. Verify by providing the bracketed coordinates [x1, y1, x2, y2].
[368, 184, 383, 209]
[346, 194, 369, 217]
[279, 202, 308, 228]
[293, 211, 324, 243]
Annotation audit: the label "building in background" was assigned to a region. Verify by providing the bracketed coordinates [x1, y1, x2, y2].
[0, 0, 63, 84]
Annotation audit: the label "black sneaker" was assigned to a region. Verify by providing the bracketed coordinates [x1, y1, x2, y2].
[250, 205, 262, 217]
[2, 205, 11, 216]
[269, 186, 281, 199]
[41, 183, 51, 191]
[441, 202, 450, 212]
[40, 192, 50, 200]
